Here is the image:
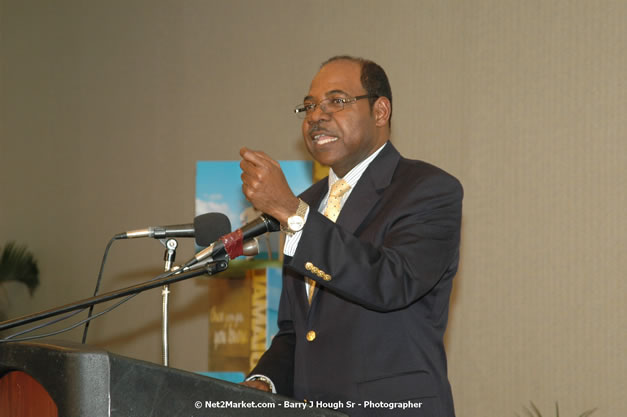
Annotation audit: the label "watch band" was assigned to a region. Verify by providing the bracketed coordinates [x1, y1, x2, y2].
[294, 198, 308, 218]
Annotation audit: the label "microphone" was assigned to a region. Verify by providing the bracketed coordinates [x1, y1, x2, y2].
[117, 213, 231, 246]
[193, 213, 232, 246]
[183, 238, 260, 272]
[242, 238, 260, 257]
[180, 214, 280, 270]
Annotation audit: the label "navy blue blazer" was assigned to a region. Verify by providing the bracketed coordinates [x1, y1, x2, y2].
[250, 143, 463, 417]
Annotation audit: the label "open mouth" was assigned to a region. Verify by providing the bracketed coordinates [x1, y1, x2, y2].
[313, 134, 339, 145]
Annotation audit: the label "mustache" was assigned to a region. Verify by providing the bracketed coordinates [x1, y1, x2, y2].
[307, 122, 334, 137]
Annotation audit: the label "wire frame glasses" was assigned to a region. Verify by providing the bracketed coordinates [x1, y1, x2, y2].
[294, 94, 377, 119]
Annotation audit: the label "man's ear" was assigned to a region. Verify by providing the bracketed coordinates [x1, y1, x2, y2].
[373, 97, 391, 127]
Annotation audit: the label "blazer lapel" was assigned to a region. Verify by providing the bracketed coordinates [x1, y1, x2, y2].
[336, 142, 401, 234]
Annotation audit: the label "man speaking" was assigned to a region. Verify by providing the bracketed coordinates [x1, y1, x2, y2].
[239, 56, 462, 417]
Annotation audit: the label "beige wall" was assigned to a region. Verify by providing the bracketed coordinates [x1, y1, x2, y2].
[1, 1, 625, 415]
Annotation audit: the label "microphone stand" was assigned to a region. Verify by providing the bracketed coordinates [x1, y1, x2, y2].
[160, 238, 178, 367]
[0, 259, 229, 334]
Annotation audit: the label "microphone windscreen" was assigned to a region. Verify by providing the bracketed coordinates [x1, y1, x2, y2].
[194, 213, 231, 246]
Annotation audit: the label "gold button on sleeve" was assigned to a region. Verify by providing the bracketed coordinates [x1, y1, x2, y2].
[305, 262, 313, 271]
[316, 270, 325, 278]
[306, 330, 316, 342]
[323, 274, 332, 281]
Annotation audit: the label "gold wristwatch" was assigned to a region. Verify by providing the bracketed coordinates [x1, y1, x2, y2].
[282, 198, 308, 234]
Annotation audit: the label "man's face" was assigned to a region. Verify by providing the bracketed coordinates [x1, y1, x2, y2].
[302, 60, 385, 178]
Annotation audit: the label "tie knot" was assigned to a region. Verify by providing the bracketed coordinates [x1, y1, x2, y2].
[329, 179, 351, 199]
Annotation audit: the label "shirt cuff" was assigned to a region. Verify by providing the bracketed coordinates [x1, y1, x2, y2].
[245, 374, 277, 394]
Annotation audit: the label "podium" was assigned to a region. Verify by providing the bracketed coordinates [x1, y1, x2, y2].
[0, 341, 347, 417]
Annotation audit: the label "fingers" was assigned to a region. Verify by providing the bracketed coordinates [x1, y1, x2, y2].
[240, 155, 266, 203]
[239, 159, 257, 176]
[239, 147, 295, 221]
[240, 379, 271, 392]
[240, 147, 279, 168]
[239, 148, 277, 184]
[240, 159, 265, 189]
[240, 147, 265, 165]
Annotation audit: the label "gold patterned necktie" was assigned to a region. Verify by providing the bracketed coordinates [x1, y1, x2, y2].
[308, 179, 351, 304]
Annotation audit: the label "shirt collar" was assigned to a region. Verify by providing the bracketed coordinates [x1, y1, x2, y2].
[328, 141, 388, 189]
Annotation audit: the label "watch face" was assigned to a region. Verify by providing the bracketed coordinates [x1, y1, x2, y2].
[288, 215, 304, 232]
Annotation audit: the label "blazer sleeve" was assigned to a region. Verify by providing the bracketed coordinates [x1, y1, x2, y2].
[287, 170, 463, 312]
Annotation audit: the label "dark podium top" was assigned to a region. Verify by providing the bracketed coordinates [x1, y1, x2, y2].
[0, 341, 347, 417]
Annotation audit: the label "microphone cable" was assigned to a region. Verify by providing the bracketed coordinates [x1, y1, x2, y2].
[0, 235, 122, 343]
[1, 293, 137, 343]
[82, 235, 122, 344]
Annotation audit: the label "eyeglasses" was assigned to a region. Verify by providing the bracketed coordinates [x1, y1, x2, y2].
[294, 94, 377, 119]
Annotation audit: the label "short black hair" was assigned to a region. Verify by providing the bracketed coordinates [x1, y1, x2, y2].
[321, 55, 393, 125]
